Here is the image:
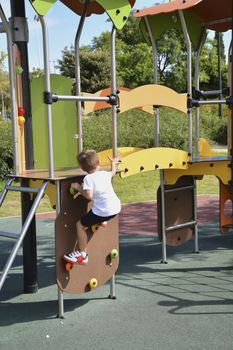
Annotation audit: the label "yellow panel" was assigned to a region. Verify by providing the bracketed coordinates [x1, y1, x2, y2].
[198, 138, 214, 157]
[29, 180, 56, 209]
[119, 85, 187, 114]
[98, 147, 142, 166]
[83, 88, 158, 116]
[164, 160, 231, 185]
[118, 147, 190, 178]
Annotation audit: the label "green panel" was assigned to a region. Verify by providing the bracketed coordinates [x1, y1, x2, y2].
[96, 0, 132, 30]
[29, 0, 57, 16]
[31, 74, 77, 170]
[140, 11, 204, 50]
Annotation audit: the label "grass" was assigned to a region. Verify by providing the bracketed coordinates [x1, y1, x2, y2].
[0, 170, 219, 218]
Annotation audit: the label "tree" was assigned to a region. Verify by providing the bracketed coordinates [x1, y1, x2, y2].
[0, 52, 10, 118]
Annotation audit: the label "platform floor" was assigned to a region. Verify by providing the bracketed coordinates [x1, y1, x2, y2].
[0, 195, 233, 350]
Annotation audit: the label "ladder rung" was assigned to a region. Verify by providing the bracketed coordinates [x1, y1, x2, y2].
[165, 185, 195, 193]
[5, 185, 40, 193]
[166, 220, 196, 233]
[0, 231, 19, 239]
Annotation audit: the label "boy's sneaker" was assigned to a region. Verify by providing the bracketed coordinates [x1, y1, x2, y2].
[63, 250, 81, 263]
[100, 221, 107, 227]
[77, 252, 88, 265]
[63, 251, 88, 265]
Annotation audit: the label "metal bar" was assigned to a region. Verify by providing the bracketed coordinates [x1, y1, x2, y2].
[0, 231, 18, 239]
[5, 185, 39, 193]
[193, 179, 199, 253]
[166, 220, 196, 233]
[198, 99, 227, 105]
[39, 16, 54, 178]
[144, 16, 159, 147]
[0, 6, 19, 175]
[179, 10, 192, 156]
[200, 89, 225, 97]
[53, 95, 111, 103]
[160, 170, 167, 263]
[111, 26, 117, 158]
[164, 185, 194, 193]
[109, 274, 116, 299]
[75, 0, 90, 153]
[194, 28, 207, 156]
[0, 178, 15, 206]
[56, 180, 64, 318]
[0, 181, 48, 291]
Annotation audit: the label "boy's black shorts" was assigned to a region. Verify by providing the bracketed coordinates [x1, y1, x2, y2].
[80, 209, 117, 227]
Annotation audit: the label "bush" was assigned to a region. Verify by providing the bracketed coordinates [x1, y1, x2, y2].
[82, 106, 228, 152]
[83, 108, 188, 151]
[0, 117, 13, 179]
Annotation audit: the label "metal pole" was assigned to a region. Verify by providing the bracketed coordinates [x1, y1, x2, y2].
[144, 16, 159, 147]
[0, 5, 19, 175]
[75, 0, 90, 153]
[0, 181, 48, 291]
[194, 29, 207, 157]
[217, 32, 223, 117]
[179, 10, 192, 156]
[160, 170, 167, 263]
[39, 16, 54, 178]
[111, 26, 118, 158]
[56, 180, 65, 318]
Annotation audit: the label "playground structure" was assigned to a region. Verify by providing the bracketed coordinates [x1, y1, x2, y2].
[0, 0, 232, 318]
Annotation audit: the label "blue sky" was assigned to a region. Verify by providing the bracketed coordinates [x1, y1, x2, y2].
[0, 0, 231, 71]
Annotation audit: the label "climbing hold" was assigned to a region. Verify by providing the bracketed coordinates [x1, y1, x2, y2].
[110, 249, 119, 259]
[89, 278, 98, 289]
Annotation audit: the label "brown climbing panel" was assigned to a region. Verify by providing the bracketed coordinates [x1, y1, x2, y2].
[219, 181, 233, 233]
[157, 176, 195, 246]
[55, 176, 119, 294]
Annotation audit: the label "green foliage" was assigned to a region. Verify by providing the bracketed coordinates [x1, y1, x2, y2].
[0, 117, 13, 179]
[82, 106, 228, 153]
[83, 108, 188, 152]
[199, 106, 228, 145]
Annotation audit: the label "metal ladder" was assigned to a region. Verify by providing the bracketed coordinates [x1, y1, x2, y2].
[159, 172, 198, 263]
[0, 177, 49, 291]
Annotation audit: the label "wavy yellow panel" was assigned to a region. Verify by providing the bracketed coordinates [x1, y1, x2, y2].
[118, 147, 190, 178]
[119, 85, 187, 114]
[98, 147, 142, 166]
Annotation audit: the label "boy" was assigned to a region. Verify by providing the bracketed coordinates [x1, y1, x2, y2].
[63, 149, 121, 265]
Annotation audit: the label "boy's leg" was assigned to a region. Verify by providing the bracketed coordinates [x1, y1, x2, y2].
[76, 220, 88, 252]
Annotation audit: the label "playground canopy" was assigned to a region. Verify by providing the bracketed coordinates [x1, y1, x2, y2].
[30, 0, 136, 29]
[134, 0, 232, 50]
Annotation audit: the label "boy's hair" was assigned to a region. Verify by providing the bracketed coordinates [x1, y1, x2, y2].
[77, 150, 99, 173]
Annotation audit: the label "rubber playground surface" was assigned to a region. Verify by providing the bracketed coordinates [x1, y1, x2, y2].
[0, 195, 233, 350]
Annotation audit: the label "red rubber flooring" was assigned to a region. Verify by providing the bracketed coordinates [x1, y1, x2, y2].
[37, 195, 221, 234]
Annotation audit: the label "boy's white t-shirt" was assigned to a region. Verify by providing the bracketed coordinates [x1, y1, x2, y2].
[83, 171, 121, 217]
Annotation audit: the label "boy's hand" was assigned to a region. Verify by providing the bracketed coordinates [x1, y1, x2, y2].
[71, 182, 82, 191]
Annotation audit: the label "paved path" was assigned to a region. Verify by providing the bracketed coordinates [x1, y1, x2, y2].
[0, 195, 233, 350]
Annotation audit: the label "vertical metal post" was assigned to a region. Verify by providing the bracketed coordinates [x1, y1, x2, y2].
[193, 179, 199, 253]
[110, 26, 117, 295]
[75, 0, 90, 154]
[0, 5, 19, 175]
[179, 10, 192, 156]
[160, 170, 167, 263]
[56, 180, 65, 318]
[144, 16, 159, 147]
[111, 26, 118, 158]
[217, 32, 223, 117]
[39, 16, 54, 178]
[194, 29, 207, 157]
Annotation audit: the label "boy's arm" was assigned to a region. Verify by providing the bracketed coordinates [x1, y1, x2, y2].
[72, 182, 93, 200]
[108, 157, 120, 177]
